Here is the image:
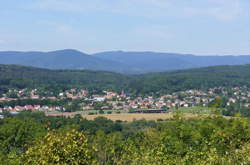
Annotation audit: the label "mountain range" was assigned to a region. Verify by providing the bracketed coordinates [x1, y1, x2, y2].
[1, 49, 250, 74]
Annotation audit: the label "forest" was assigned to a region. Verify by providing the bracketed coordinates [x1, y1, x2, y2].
[2, 64, 250, 95]
[0, 111, 250, 164]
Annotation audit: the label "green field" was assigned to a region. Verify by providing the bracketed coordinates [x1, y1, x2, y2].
[171, 106, 222, 114]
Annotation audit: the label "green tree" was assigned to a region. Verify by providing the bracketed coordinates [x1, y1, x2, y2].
[22, 130, 97, 165]
[0, 117, 45, 155]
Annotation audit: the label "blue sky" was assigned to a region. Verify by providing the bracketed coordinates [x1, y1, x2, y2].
[0, 0, 250, 55]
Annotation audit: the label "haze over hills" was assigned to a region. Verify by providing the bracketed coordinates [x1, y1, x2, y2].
[1, 49, 250, 74]
[0, 49, 134, 73]
[94, 51, 250, 73]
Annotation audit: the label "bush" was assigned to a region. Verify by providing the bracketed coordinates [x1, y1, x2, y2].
[99, 110, 105, 114]
[22, 130, 96, 165]
[157, 118, 163, 122]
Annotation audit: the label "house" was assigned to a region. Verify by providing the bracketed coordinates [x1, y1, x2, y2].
[15, 106, 25, 111]
[34, 105, 41, 110]
[94, 97, 105, 102]
[10, 111, 19, 115]
[229, 98, 236, 103]
[25, 105, 35, 111]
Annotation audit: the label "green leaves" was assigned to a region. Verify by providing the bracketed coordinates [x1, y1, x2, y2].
[0, 117, 45, 154]
[1, 114, 250, 164]
[23, 130, 96, 165]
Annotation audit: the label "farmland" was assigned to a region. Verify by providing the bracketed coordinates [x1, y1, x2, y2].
[83, 113, 200, 122]
[46, 112, 202, 122]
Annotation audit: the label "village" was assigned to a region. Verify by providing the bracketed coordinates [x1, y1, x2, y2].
[1, 86, 250, 116]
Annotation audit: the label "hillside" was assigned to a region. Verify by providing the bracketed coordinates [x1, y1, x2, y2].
[1, 49, 250, 74]
[1, 64, 250, 95]
[0, 49, 134, 73]
[0, 64, 130, 92]
[95, 51, 250, 73]
[132, 65, 250, 94]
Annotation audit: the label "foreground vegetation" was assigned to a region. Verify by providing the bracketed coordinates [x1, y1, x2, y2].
[0, 111, 250, 164]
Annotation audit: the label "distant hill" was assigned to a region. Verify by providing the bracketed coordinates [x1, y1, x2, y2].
[94, 51, 250, 73]
[1, 64, 250, 95]
[1, 49, 250, 74]
[0, 49, 134, 73]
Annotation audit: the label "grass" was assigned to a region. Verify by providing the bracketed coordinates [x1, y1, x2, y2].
[171, 106, 218, 114]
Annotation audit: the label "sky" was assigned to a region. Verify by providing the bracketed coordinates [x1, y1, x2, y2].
[0, 0, 250, 55]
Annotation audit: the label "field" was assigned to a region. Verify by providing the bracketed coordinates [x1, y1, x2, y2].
[46, 112, 201, 122]
[83, 113, 202, 122]
[172, 106, 216, 114]
[45, 106, 223, 122]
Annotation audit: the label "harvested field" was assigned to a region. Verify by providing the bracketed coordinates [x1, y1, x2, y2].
[83, 113, 200, 122]
[46, 112, 201, 122]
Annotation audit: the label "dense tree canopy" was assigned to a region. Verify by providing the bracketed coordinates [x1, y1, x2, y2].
[2, 64, 250, 95]
[0, 112, 250, 164]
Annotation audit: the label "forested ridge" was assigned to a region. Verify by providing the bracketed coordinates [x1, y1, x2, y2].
[1, 64, 250, 95]
[0, 64, 130, 92]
